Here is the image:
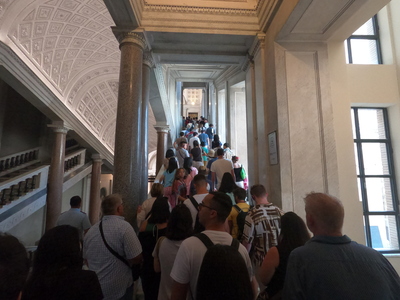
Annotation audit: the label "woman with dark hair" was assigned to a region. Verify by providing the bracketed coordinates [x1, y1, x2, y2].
[218, 172, 237, 205]
[22, 225, 102, 300]
[139, 197, 170, 300]
[183, 156, 198, 197]
[257, 212, 310, 300]
[190, 140, 204, 169]
[163, 148, 176, 170]
[232, 156, 247, 189]
[212, 134, 222, 149]
[137, 183, 164, 228]
[160, 157, 178, 208]
[196, 244, 253, 300]
[153, 204, 193, 300]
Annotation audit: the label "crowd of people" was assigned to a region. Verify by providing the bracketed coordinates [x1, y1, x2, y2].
[1, 116, 400, 300]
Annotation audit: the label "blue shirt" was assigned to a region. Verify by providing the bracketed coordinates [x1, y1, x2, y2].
[198, 133, 208, 145]
[283, 235, 400, 300]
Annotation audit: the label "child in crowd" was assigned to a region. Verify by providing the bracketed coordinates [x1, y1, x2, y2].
[173, 168, 187, 205]
[201, 141, 209, 166]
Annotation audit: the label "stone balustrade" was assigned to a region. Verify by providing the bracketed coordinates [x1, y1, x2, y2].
[64, 149, 86, 176]
[0, 147, 40, 177]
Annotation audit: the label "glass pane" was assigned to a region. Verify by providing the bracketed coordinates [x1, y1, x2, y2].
[361, 143, 389, 175]
[368, 215, 399, 251]
[353, 19, 375, 35]
[357, 178, 362, 202]
[351, 108, 356, 139]
[354, 143, 360, 175]
[365, 177, 394, 211]
[344, 41, 349, 64]
[358, 109, 386, 139]
[350, 39, 378, 64]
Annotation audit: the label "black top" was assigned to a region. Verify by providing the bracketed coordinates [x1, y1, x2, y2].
[265, 245, 290, 298]
[233, 166, 243, 182]
[191, 147, 202, 162]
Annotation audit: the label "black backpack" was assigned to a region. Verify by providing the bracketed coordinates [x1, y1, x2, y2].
[233, 204, 248, 241]
[195, 232, 240, 252]
[189, 196, 205, 234]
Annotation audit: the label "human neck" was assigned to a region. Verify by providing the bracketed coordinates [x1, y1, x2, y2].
[205, 222, 226, 232]
[196, 187, 208, 194]
[256, 197, 270, 205]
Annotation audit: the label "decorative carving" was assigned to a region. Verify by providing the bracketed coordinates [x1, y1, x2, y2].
[112, 29, 146, 49]
[143, 51, 154, 68]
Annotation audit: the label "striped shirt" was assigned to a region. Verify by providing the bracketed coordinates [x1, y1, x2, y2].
[242, 203, 283, 266]
[83, 215, 142, 300]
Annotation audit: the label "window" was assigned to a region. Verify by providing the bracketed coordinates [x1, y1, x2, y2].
[345, 15, 382, 64]
[351, 108, 400, 253]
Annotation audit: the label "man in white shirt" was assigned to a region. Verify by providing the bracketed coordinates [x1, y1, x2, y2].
[183, 174, 208, 229]
[170, 192, 257, 300]
[210, 148, 235, 190]
[188, 132, 200, 151]
[56, 196, 91, 240]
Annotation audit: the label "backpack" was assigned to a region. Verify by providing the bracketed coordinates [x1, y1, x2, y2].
[189, 196, 205, 234]
[195, 232, 240, 253]
[233, 204, 248, 241]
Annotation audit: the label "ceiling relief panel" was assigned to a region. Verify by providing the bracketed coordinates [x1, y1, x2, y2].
[8, 0, 119, 94]
[144, 0, 259, 10]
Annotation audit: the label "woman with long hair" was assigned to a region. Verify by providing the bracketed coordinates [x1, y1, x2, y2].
[160, 157, 178, 208]
[258, 212, 310, 300]
[139, 197, 170, 300]
[218, 172, 237, 205]
[232, 156, 246, 189]
[163, 148, 176, 170]
[190, 140, 204, 169]
[137, 183, 164, 228]
[22, 225, 102, 300]
[212, 134, 222, 149]
[153, 204, 193, 300]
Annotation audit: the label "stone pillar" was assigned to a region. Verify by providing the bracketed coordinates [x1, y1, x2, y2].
[89, 154, 103, 224]
[46, 122, 69, 230]
[112, 29, 145, 225]
[140, 52, 154, 202]
[154, 125, 170, 174]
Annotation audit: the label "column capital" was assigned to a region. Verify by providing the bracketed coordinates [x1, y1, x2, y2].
[47, 121, 71, 134]
[154, 124, 170, 133]
[111, 27, 146, 50]
[143, 51, 154, 68]
[91, 153, 103, 163]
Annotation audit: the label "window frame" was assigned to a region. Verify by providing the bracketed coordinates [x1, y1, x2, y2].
[346, 15, 383, 64]
[352, 107, 400, 253]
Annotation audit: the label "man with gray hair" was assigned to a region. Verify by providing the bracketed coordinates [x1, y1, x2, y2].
[84, 194, 142, 300]
[283, 192, 400, 299]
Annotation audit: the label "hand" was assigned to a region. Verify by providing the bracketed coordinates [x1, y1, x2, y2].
[137, 205, 142, 214]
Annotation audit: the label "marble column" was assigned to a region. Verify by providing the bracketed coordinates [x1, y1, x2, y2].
[46, 122, 69, 231]
[154, 125, 170, 174]
[89, 154, 103, 224]
[140, 52, 154, 203]
[112, 29, 146, 225]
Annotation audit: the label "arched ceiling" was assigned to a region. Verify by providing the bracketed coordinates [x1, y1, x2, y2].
[0, 0, 159, 154]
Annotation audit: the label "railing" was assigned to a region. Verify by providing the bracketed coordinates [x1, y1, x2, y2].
[0, 147, 40, 177]
[0, 165, 49, 209]
[64, 149, 86, 176]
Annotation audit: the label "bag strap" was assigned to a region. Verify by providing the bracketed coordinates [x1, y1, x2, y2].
[194, 233, 214, 249]
[233, 204, 242, 213]
[189, 196, 199, 211]
[99, 220, 130, 267]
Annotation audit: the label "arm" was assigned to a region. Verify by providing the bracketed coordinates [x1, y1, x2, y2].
[251, 275, 259, 300]
[242, 240, 252, 252]
[259, 246, 280, 286]
[127, 253, 143, 266]
[139, 220, 148, 232]
[231, 167, 236, 182]
[211, 172, 216, 191]
[171, 281, 189, 300]
[154, 256, 161, 273]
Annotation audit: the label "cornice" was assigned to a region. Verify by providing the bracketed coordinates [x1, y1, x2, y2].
[143, 51, 155, 68]
[143, 3, 258, 16]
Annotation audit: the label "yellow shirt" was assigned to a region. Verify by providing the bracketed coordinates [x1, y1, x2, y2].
[228, 202, 250, 239]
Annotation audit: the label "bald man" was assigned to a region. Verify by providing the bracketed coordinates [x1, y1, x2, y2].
[283, 192, 400, 300]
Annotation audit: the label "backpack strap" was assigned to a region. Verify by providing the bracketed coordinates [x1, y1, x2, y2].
[233, 204, 242, 213]
[189, 196, 199, 211]
[195, 233, 214, 249]
[231, 238, 240, 250]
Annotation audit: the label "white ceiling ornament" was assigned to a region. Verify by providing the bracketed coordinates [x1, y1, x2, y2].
[7, 0, 119, 95]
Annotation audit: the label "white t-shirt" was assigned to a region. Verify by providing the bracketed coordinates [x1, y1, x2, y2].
[189, 136, 200, 149]
[210, 158, 234, 189]
[153, 238, 184, 300]
[183, 193, 208, 229]
[170, 230, 253, 300]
